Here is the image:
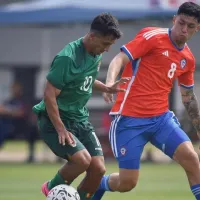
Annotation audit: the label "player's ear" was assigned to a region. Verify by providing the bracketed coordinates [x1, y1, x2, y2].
[89, 32, 94, 39]
[89, 32, 98, 41]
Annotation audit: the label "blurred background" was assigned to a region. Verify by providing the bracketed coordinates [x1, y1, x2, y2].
[0, 0, 200, 200]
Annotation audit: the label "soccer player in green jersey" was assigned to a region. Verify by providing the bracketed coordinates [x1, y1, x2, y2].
[33, 13, 128, 200]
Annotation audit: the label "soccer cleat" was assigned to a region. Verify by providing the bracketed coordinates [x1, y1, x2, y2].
[92, 189, 106, 200]
[41, 181, 50, 197]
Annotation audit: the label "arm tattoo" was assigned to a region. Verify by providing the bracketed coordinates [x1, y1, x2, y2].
[182, 88, 200, 132]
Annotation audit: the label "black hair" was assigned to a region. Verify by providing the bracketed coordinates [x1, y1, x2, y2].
[90, 13, 122, 39]
[177, 2, 200, 23]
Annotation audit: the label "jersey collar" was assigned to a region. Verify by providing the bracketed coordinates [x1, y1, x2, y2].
[168, 29, 185, 51]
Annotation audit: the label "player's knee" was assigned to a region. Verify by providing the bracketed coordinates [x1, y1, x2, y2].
[72, 150, 91, 171]
[183, 150, 199, 171]
[119, 178, 138, 192]
[90, 162, 106, 177]
[185, 149, 199, 161]
[94, 163, 106, 177]
[79, 153, 92, 170]
[174, 142, 199, 172]
[87, 157, 106, 177]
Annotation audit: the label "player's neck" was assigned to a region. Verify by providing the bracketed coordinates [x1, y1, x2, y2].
[170, 29, 185, 49]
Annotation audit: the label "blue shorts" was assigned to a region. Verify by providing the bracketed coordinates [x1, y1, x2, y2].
[109, 111, 190, 169]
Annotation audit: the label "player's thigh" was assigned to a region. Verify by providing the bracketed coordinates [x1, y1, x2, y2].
[150, 112, 190, 158]
[77, 121, 106, 175]
[76, 120, 104, 157]
[109, 115, 149, 170]
[37, 114, 85, 160]
[173, 141, 199, 170]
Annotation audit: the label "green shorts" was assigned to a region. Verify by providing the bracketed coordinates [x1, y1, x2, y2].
[37, 113, 103, 160]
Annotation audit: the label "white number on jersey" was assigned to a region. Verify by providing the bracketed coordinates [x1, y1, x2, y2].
[168, 63, 177, 79]
[80, 76, 93, 91]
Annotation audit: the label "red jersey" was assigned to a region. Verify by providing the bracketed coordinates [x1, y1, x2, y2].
[110, 27, 195, 117]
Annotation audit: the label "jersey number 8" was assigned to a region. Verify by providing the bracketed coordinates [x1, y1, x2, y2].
[168, 63, 177, 79]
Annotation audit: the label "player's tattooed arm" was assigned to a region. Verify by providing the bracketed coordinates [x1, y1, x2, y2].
[181, 87, 200, 134]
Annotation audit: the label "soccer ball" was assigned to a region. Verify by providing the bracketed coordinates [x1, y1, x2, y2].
[47, 184, 80, 200]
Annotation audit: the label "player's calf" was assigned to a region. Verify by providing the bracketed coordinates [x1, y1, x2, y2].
[173, 141, 200, 200]
[61, 149, 91, 180]
[117, 176, 137, 192]
[174, 142, 200, 184]
[93, 169, 139, 200]
[78, 156, 106, 200]
[109, 170, 138, 192]
[45, 149, 91, 195]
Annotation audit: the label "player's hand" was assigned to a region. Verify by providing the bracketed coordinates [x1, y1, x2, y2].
[106, 77, 130, 93]
[103, 92, 114, 103]
[57, 129, 76, 146]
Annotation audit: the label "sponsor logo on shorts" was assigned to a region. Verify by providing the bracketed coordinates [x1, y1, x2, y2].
[120, 147, 126, 155]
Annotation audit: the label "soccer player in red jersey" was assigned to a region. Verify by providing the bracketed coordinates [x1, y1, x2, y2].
[93, 2, 200, 200]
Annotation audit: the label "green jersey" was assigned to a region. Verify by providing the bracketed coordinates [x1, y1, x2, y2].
[33, 38, 102, 122]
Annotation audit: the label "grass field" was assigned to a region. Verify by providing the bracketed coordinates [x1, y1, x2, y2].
[0, 162, 194, 200]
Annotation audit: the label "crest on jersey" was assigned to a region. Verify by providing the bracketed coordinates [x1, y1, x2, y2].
[180, 59, 187, 69]
[97, 61, 101, 71]
[120, 147, 127, 156]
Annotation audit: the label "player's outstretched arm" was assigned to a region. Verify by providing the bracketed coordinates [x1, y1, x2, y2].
[180, 86, 200, 138]
[105, 51, 130, 85]
[102, 51, 130, 103]
[93, 78, 130, 93]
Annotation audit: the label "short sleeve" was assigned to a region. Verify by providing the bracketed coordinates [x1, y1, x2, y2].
[46, 56, 74, 90]
[178, 68, 195, 89]
[120, 28, 156, 61]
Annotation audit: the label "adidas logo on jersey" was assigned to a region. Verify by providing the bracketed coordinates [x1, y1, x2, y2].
[162, 50, 169, 57]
